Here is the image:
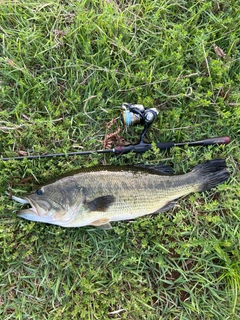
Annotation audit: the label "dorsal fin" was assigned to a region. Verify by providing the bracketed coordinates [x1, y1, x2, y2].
[135, 163, 173, 175]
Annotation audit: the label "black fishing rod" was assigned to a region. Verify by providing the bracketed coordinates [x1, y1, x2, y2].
[1, 103, 230, 161]
[0, 136, 230, 161]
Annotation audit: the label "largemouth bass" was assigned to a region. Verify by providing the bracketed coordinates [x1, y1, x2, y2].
[12, 159, 229, 229]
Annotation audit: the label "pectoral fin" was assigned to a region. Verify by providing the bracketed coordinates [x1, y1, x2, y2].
[86, 195, 115, 212]
[90, 217, 112, 229]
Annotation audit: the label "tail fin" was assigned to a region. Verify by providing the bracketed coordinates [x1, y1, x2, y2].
[192, 159, 230, 192]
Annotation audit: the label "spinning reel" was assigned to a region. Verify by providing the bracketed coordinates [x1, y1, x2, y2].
[120, 103, 159, 143]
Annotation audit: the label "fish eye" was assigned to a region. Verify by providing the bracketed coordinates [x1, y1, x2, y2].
[36, 189, 43, 195]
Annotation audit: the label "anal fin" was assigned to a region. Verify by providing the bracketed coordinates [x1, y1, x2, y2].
[155, 201, 177, 213]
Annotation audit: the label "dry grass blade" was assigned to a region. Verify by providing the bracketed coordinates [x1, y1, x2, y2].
[213, 43, 227, 59]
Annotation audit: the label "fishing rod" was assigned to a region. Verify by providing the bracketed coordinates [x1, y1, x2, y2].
[1, 137, 231, 161]
[1, 103, 230, 161]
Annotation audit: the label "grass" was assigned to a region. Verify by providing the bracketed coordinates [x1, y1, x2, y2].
[0, 0, 239, 319]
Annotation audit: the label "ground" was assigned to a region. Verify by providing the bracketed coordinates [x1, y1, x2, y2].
[0, 1, 239, 319]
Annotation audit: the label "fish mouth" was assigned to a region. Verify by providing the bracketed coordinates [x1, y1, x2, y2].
[11, 195, 47, 217]
[18, 205, 38, 216]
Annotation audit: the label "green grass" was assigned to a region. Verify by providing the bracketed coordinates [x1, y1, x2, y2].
[0, 0, 239, 319]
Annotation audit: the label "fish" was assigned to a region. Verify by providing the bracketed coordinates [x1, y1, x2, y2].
[11, 159, 229, 229]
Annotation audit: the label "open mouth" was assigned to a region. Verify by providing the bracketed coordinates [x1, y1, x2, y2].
[10, 195, 38, 216]
[18, 206, 38, 216]
[10, 194, 53, 224]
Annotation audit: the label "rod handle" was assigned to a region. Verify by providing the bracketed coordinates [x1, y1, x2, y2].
[155, 141, 175, 150]
[114, 141, 175, 154]
[200, 136, 231, 145]
[114, 143, 151, 154]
